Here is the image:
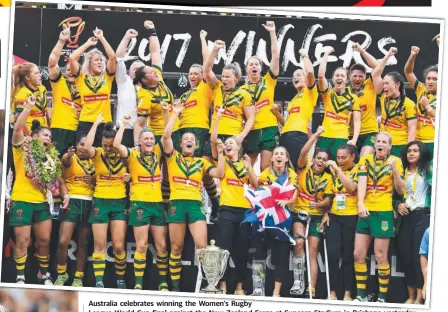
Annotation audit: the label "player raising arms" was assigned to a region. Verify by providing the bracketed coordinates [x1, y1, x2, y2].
[276, 49, 318, 169]
[292, 126, 333, 299]
[113, 116, 169, 291]
[54, 136, 95, 287]
[84, 114, 130, 289]
[317, 48, 361, 160]
[211, 108, 258, 295]
[133, 20, 175, 210]
[241, 21, 280, 172]
[10, 97, 68, 285]
[174, 30, 220, 223]
[354, 132, 405, 303]
[372, 47, 417, 158]
[404, 46, 438, 159]
[48, 26, 82, 155]
[161, 102, 225, 292]
[349, 43, 380, 156]
[69, 28, 116, 147]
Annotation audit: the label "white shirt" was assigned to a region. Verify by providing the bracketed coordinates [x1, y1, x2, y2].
[115, 57, 138, 129]
[405, 171, 429, 210]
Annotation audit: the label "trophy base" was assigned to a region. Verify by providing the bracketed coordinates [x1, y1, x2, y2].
[200, 289, 225, 294]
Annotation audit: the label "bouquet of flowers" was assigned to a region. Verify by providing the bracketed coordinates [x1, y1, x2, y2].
[23, 138, 62, 195]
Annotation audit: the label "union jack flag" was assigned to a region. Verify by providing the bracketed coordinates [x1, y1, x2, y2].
[242, 172, 297, 245]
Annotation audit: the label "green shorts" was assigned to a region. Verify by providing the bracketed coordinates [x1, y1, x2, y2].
[89, 198, 127, 224]
[9, 201, 52, 226]
[174, 128, 209, 157]
[351, 132, 377, 151]
[423, 142, 434, 160]
[292, 214, 323, 238]
[390, 144, 406, 158]
[243, 126, 280, 154]
[51, 128, 77, 155]
[129, 201, 166, 226]
[316, 137, 347, 160]
[166, 199, 206, 224]
[356, 211, 395, 238]
[58, 198, 92, 226]
[203, 134, 233, 157]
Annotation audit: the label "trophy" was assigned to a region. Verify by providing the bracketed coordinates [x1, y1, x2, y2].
[196, 240, 230, 294]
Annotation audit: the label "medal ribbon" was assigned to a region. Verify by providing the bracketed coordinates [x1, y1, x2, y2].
[101, 152, 126, 179]
[403, 169, 418, 200]
[226, 158, 248, 181]
[137, 152, 158, 185]
[75, 154, 95, 176]
[384, 97, 402, 126]
[176, 154, 201, 181]
[370, 154, 389, 192]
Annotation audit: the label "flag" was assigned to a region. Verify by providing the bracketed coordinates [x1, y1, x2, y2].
[242, 172, 297, 245]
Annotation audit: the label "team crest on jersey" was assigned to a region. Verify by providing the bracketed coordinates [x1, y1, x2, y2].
[137, 209, 143, 220]
[381, 220, 389, 231]
[93, 207, 99, 217]
[16, 209, 23, 220]
[171, 205, 176, 216]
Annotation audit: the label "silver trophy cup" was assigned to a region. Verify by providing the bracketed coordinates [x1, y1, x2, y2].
[196, 240, 230, 293]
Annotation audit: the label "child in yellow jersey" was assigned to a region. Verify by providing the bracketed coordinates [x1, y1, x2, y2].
[277, 49, 318, 170]
[68, 28, 116, 148]
[210, 108, 258, 295]
[113, 116, 169, 291]
[354, 132, 405, 303]
[253, 146, 298, 297]
[349, 43, 381, 157]
[325, 144, 359, 301]
[48, 27, 82, 155]
[372, 47, 417, 158]
[54, 136, 95, 287]
[405, 46, 438, 159]
[9, 97, 68, 286]
[203, 40, 255, 155]
[11, 63, 49, 133]
[317, 48, 361, 161]
[291, 126, 333, 298]
[161, 103, 225, 292]
[84, 114, 131, 289]
[242, 21, 280, 172]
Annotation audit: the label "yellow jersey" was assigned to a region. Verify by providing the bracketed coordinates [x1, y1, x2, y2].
[348, 74, 379, 135]
[11, 142, 46, 203]
[379, 93, 417, 145]
[179, 80, 213, 129]
[209, 81, 253, 135]
[219, 157, 251, 209]
[258, 167, 298, 188]
[14, 85, 48, 130]
[75, 71, 115, 123]
[165, 149, 214, 201]
[329, 165, 358, 216]
[126, 145, 163, 202]
[63, 154, 95, 197]
[92, 147, 127, 199]
[414, 80, 436, 143]
[320, 87, 361, 139]
[50, 71, 82, 131]
[358, 154, 404, 212]
[282, 84, 319, 134]
[241, 71, 278, 130]
[136, 66, 174, 136]
[294, 165, 333, 216]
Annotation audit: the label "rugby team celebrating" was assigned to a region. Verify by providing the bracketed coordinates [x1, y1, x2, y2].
[6, 18, 438, 304]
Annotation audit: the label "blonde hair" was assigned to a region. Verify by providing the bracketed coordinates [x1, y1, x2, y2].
[11, 63, 38, 106]
[223, 62, 242, 81]
[376, 131, 393, 145]
[81, 48, 107, 75]
[270, 146, 294, 178]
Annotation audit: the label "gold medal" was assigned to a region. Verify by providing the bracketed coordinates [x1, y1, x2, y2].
[373, 188, 376, 196]
[186, 179, 191, 187]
